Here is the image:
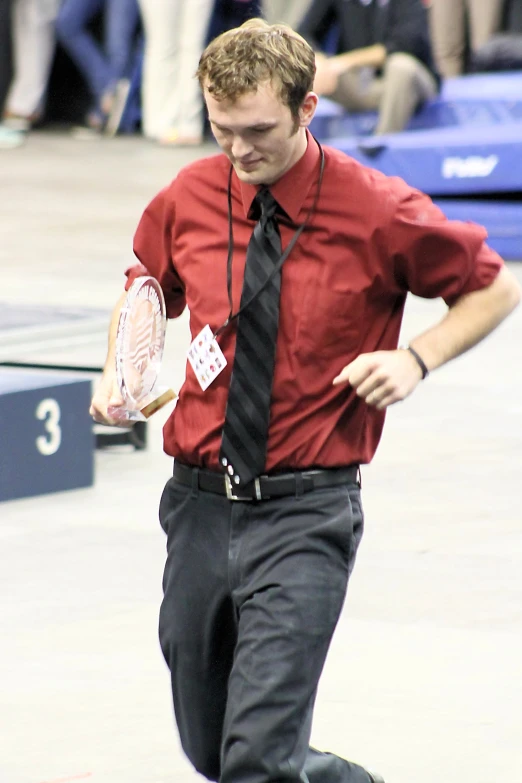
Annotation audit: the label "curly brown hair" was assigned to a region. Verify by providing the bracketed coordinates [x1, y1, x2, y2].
[196, 18, 316, 120]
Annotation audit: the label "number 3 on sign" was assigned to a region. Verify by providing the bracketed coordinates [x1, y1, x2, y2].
[35, 398, 62, 456]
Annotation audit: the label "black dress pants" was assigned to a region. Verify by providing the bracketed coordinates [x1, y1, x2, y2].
[158, 470, 372, 783]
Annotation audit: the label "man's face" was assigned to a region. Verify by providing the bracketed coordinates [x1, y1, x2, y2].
[205, 80, 315, 186]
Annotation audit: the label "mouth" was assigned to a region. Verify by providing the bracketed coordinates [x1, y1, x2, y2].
[238, 159, 262, 171]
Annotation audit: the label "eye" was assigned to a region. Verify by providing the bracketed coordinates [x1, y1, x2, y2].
[212, 124, 230, 135]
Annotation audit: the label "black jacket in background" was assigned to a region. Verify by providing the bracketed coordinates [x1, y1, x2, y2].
[298, 0, 439, 83]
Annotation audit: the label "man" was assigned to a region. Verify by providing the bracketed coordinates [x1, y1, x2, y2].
[90, 18, 521, 783]
[298, 0, 439, 134]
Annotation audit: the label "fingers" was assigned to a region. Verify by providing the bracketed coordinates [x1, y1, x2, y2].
[90, 399, 132, 427]
[89, 377, 129, 426]
[89, 399, 117, 425]
[333, 357, 388, 408]
[364, 384, 402, 410]
[333, 355, 375, 388]
[332, 350, 422, 410]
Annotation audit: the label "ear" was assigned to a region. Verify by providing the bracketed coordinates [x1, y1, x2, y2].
[298, 92, 319, 128]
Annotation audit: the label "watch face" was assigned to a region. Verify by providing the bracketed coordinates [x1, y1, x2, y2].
[116, 276, 167, 407]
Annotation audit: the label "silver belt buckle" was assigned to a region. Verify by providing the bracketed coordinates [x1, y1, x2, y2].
[225, 474, 258, 501]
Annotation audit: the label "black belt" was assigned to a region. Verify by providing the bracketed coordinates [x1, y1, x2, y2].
[173, 461, 359, 502]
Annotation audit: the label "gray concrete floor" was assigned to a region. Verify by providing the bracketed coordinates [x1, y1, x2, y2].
[1, 130, 522, 783]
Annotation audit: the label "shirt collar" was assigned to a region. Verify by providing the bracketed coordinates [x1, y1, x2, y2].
[238, 130, 321, 224]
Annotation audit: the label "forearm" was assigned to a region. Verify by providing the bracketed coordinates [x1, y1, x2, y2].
[102, 291, 127, 376]
[409, 266, 521, 372]
[90, 291, 128, 424]
[331, 44, 387, 73]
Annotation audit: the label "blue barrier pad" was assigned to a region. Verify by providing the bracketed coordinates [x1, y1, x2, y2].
[439, 72, 522, 101]
[327, 122, 522, 195]
[310, 72, 522, 195]
[434, 200, 522, 260]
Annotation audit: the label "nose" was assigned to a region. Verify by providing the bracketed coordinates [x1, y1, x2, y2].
[231, 135, 254, 160]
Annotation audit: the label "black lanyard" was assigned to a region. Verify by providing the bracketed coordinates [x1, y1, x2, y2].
[213, 138, 325, 339]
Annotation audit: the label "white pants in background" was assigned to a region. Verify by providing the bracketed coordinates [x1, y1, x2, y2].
[5, 0, 62, 118]
[138, 0, 214, 140]
[263, 0, 312, 29]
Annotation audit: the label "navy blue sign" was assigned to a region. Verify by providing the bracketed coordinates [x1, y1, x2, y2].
[0, 371, 94, 502]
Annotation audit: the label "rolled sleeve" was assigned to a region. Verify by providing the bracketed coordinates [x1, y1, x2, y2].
[389, 188, 503, 305]
[131, 184, 186, 319]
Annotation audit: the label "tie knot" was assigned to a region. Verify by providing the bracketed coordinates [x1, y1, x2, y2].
[253, 188, 278, 220]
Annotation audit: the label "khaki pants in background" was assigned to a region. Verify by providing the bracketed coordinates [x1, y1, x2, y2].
[429, 0, 504, 78]
[331, 52, 438, 135]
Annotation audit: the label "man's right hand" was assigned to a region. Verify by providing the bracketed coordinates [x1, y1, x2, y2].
[89, 372, 130, 426]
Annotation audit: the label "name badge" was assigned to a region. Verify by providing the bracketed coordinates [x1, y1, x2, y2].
[187, 324, 227, 391]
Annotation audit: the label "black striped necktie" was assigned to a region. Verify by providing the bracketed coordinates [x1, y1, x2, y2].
[219, 187, 282, 489]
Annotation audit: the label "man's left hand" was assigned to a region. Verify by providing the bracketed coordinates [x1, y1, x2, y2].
[333, 349, 424, 409]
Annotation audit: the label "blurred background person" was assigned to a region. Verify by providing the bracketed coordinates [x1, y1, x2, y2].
[263, 0, 312, 29]
[55, 0, 140, 132]
[207, 0, 261, 39]
[299, 0, 439, 135]
[137, 0, 214, 145]
[468, 0, 522, 73]
[428, 0, 504, 77]
[0, 0, 61, 148]
[0, 0, 13, 111]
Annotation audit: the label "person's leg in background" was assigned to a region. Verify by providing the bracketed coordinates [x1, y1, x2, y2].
[104, 0, 139, 83]
[102, 0, 140, 133]
[428, 0, 466, 77]
[263, 0, 312, 29]
[136, 0, 177, 140]
[467, 0, 504, 56]
[374, 52, 438, 135]
[55, 0, 116, 126]
[163, 0, 214, 144]
[3, 0, 61, 127]
[323, 63, 382, 114]
[138, 0, 213, 143]
[312, 50, 436, 135]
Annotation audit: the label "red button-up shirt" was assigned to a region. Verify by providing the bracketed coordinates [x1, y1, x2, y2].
[130, 133, 503, 469]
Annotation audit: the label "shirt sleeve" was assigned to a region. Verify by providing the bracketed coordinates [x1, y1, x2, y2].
[388, 186, 504, 305]
[129, 183, 186, 319]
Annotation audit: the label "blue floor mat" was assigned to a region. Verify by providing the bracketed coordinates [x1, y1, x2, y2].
[434, 200, 522, 260]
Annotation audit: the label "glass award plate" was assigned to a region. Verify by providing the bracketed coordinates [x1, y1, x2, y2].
[110, 276, 176, 422]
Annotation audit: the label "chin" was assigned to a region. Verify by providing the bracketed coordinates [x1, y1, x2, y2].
[234, 161, 274, 184]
